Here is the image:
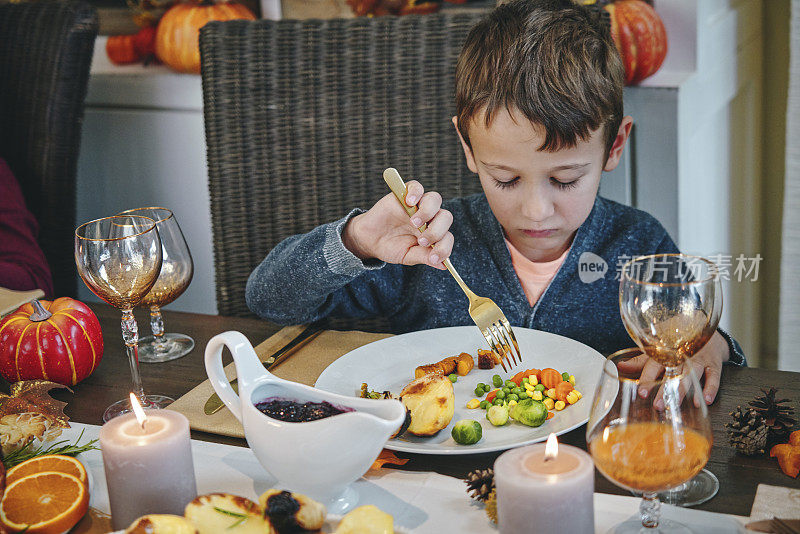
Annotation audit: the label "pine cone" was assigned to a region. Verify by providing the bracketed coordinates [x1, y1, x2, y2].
[749, 387, 797, 442]
[485, 489, 497, 524]
[725, 406, 768, 455]
[464, 468, 495, 502]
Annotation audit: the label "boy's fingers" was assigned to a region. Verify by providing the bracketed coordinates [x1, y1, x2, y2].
[404, 181, 424, 206]
[699, 362, 721, 405]
[418, 209, 453, 246]
[637, 359, 664, 398]
[428, 232, 454, 267]
[411, 191, 442, 228]
[616, 353, 648, 373]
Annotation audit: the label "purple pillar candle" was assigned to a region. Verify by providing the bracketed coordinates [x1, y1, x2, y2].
[494, 434, 594, 534]
[100, 406, 197, 529]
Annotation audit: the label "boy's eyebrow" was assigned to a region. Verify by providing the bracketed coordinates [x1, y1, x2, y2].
[481, 161, 591, 172]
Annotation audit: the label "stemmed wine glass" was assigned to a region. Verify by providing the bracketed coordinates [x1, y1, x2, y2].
[119, 207, 194, 363]
[587, 254, 722, 532]
[75, 215, 175, 421]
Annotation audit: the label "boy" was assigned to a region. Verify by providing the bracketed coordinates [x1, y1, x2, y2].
[246, 0, 745, 403]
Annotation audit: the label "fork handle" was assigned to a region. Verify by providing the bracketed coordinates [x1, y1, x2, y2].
[383, 168, 475, 299]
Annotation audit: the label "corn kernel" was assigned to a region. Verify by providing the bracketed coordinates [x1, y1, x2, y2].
[575, 390, 583, 399]
[566, 391, 579, 405]
[466, 398, 480, 409]
[509, 400, 518, 407]
[529, 375, 538, 386]
[546, 388, 557, 399]
[524, 383, 535, 392]
[531, 390, 543, 401]
[555, 400, 566, 411]
[569, 375, 576, 385]
[543, 398, 555, 410]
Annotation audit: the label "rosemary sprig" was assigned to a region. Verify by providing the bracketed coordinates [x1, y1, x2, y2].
[213, 507, 248, 529]
[2, 428, 100, 469]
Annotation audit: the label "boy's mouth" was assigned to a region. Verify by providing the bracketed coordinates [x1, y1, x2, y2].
[522, 229, 557, 238]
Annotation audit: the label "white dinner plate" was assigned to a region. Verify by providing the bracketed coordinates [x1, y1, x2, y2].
[315, 326, 606, 454]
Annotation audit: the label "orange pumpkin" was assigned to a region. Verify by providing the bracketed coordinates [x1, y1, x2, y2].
[603, 0, 668, 85]
[106, 34, 140, 65]
[155, 1, 256, 74]
[0, 298, 103, 386]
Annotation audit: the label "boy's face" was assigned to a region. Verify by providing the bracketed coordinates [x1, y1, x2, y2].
[454, 108, 632, 263]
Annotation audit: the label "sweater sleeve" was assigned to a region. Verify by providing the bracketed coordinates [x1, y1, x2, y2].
[654, 230, 747, 366]
[0, 159, 54, 298]
[245, 209, 403, 325]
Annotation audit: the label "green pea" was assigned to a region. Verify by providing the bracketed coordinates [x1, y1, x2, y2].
[476, 382, 486, 390]
[502, 387, 511, 394]
[562, 372, 570, 381]
[492, 375, 503, 388]
[522, 377, 529, 385]
[493, 397, 504, 406]
[484, 384, 492, 393]
[480, 400, 489, 409]
[511, 387, 522, 395]
[534, 384, 546, 392]
[475, 387, 485, 397]
[448, 373, 458, 383]
[495, 390, 506, 400]
[518, 391, 528, 400]
[505, 380, 516, 388]
[507, 393, 519, 402]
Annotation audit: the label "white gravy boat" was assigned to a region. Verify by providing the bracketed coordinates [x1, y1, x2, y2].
[205, 331, 406, 513]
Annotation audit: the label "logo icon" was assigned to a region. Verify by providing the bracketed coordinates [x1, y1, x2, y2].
[578, 252, 608, 284]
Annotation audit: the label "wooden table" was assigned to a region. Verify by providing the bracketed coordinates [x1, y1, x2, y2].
[15, 302, 800, 518]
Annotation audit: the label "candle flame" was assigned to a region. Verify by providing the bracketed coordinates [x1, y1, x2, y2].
[544, 433, 558, 460]
[129, 393, 147, 428]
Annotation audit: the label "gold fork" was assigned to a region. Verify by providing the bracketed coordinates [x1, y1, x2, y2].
[383, 168, 522, 372]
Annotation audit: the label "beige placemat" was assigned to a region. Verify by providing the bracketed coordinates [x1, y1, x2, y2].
[0, 287, 44, 316]
[168, 326, 392, 438]
[749, 484, 800, 520]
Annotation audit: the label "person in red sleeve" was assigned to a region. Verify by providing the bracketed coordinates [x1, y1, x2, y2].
[0, 158, 54, 298]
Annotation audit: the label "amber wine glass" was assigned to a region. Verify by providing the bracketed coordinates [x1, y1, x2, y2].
[119, 207, 194, 363]
[75, 215, 174, 421]
[587, 349, 713, 533]
[619, 254, 723, 508]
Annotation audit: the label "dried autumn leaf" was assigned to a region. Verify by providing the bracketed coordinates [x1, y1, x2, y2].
[0, 412, 64, 456]
[369, 449, 410, 472]
[0, 380, 71, 428]
[769, 430, 800, 478]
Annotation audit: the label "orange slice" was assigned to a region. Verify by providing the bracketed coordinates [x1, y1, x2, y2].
[6, 455, 88, 487]
[0, 471, 89, 534]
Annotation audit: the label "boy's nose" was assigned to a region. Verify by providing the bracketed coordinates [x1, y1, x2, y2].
[522, 193, 555, 222]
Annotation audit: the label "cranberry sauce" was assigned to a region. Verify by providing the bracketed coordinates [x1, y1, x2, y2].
[254, 397, 353, 422]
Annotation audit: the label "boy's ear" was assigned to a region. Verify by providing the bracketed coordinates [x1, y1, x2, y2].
[452, 116, 478, 174]
[603, 116, 634, 172]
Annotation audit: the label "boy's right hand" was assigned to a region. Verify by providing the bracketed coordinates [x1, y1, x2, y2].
[342, 181, 454, 270]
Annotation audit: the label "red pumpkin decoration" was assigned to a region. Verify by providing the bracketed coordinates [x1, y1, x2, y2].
[106, 26, 158, 65]
[155, 1, 256, 74]
[604, 0, 668, 85]
[0, 298, 103, 386]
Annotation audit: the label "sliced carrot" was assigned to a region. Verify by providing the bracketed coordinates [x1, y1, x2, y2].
[486, 389, 498, 403]
[540, 368, 562, 389]
[555, 381, 574, 402]
[546, 411, 555, 420]
[510, 368, 540, 386]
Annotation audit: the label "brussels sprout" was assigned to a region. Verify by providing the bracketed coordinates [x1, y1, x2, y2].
[451, 419, 483, 445]
[487, 404, 509, 426]
[509, 398, 548, 427]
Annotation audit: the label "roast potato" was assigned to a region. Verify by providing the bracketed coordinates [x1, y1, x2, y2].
[124, 514, 198, 534]
[258, 489, 326, 532]
[400, 374, 455, 436]
[333, 505, 393, 534]
[184, 493, 274, 534]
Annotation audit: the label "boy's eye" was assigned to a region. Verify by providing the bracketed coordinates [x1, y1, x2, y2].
[552, 177, 579, 190]
[493, 177, 520, 189]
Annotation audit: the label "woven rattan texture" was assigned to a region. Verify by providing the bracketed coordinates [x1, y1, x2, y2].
[201, 14, 486, 330]
[0, 2, 98, 297]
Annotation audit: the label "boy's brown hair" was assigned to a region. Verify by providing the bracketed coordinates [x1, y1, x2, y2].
[455, 0, 624, 161]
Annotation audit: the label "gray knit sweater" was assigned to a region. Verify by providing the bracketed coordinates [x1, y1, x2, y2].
[246, 194, 746, 364]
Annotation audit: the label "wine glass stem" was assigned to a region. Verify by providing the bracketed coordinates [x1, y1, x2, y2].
[121, 309, 146, 403]
[640, 492, 661, 529]
[149, 306, 168, 350]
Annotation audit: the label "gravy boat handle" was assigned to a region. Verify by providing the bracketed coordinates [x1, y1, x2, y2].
[205, 331, 270, 421]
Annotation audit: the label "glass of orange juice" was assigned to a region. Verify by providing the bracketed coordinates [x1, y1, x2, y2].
[587, 348, 713, 533]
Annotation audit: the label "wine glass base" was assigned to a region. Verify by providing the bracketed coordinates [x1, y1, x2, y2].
[607, 518, 693, 533]
[103, 394, 175, 422]
[631, 470, 719, 507]
[138, 334, 195, 363]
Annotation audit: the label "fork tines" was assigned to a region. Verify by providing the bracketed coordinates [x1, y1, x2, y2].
[484, 319, 522, 373]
